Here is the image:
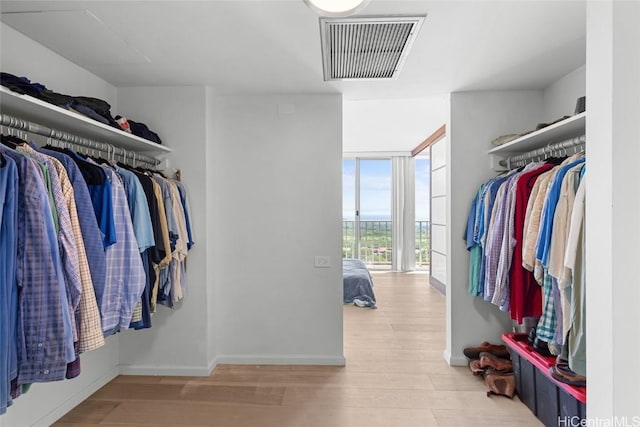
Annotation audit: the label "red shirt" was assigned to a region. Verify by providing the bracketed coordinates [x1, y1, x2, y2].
[509, 163, 555, 323]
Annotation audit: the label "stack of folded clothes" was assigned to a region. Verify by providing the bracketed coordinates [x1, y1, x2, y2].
[1, 72, 162, 144]
[464, 341, 516, 398]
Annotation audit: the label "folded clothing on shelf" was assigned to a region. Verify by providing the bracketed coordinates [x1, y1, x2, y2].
[117, 116, 162, 144]
[1, 71, 163, 144]
[1, 72, 47, 97]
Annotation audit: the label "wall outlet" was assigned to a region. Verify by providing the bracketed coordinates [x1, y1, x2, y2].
[314, 256, 331, 268]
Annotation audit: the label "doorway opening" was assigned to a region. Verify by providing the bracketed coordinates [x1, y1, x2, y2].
[342, 156, 431, 272]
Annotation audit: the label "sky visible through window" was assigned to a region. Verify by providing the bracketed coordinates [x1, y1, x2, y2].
[342, 158, 431, 221]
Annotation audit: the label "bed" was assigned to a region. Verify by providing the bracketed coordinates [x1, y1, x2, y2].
[343, 258, 377, 309]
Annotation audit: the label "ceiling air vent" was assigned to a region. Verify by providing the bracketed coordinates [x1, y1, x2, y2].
[319, 15, 425, 81]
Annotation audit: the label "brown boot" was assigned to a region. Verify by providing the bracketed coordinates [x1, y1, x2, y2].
[468, 359, 487, 376]
[484, 369, 516, 398]
[463, 342, 510, 359]
[479, 352, 513, 372]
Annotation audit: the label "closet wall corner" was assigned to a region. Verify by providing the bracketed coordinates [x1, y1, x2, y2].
[446, 90, 545, 365]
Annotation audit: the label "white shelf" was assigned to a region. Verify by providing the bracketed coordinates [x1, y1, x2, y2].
[487, 112, 586, 156]
[0, 86, 171, 155]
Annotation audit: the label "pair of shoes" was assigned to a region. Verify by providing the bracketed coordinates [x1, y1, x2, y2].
[463, 342, 510, 359]
[479, 352, 513, 372]
[484, 369, 516, 398]
[550, 364, 586, 387]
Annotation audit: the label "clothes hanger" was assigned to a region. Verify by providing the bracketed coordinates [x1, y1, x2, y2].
[1, 133, 26, 148]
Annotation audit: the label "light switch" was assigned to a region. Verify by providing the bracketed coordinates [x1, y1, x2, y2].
[314, 256, 331, 268]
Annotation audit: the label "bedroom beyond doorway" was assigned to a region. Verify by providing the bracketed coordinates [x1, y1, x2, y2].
[342, 157, 430, 272]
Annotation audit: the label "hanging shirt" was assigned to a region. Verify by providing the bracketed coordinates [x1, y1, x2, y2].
[99, 166, 146, 336]
[150, 178, 172, 312]
[168, 180, 189, 303]
[548, 163, 583, 281]
[115, 166, 155, 329]
[0, 155, 18, 415]
[0, 146, 75, 384]
[524, 168, 559, 281]
[152, 175, 179, 308]
[563, 173, 586, 376]
[17, 145, 83, 342]
[115, 166, 155, 253]
[132, 170, 163, 263]
[172, 180, 194, 250]
[508, 162, 555, 323]
[483, 173, 521, 303]
[466, 187, 483, 296]
[63, 149, 116, 248]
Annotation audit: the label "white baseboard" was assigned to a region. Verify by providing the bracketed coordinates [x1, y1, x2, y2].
[119, 363, 215, 377]
[33, 367, 119, 427]
[215, 354, 346, 366]
[442, 349, 467, 367]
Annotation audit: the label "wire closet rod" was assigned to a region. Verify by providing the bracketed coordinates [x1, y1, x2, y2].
[0, 113, 161, 168]
[500, 134, 586, 170]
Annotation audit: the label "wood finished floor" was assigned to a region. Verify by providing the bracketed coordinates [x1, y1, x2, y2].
[55, 272, 542, 427]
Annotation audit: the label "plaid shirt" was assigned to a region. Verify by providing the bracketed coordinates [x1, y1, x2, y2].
[0, 147, 75, 384]
[99, 166, 146, 336]
[16, 145, 82, 343]
[536, 271, 557, 342]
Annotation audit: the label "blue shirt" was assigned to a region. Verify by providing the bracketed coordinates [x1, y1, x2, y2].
[67, 150, 116, 248]
[100, 166, 146, 336]
[115, 166, 155, 253]
[173, 180, 194, 250]
[0, 146, 75, 384]
[535, 158, 585, 267]
[0, 155, 18, 414]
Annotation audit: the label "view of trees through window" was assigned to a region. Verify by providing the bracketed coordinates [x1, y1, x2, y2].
[342, 158, 430, 269]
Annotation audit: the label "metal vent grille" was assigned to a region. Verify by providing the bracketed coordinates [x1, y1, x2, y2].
[320, 16, 425, 81]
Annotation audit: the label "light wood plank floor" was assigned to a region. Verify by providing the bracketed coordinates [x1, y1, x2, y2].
[55, 272, 541, 427]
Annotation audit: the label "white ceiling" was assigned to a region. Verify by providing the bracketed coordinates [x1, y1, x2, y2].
[0, 0, 586, 101]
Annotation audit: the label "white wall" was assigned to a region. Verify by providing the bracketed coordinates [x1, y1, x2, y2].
[343, 96, 448, 154]
[586, 0, 640, 419]
[446, 90, 543, 365]
[116, 86, 214, 375]
[1, 23, 116, 107]
[205, 87, 218, 365]
[0, 22, 120, 427]
[542, 65, 586, 122]
[212, 94, 345, 365]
